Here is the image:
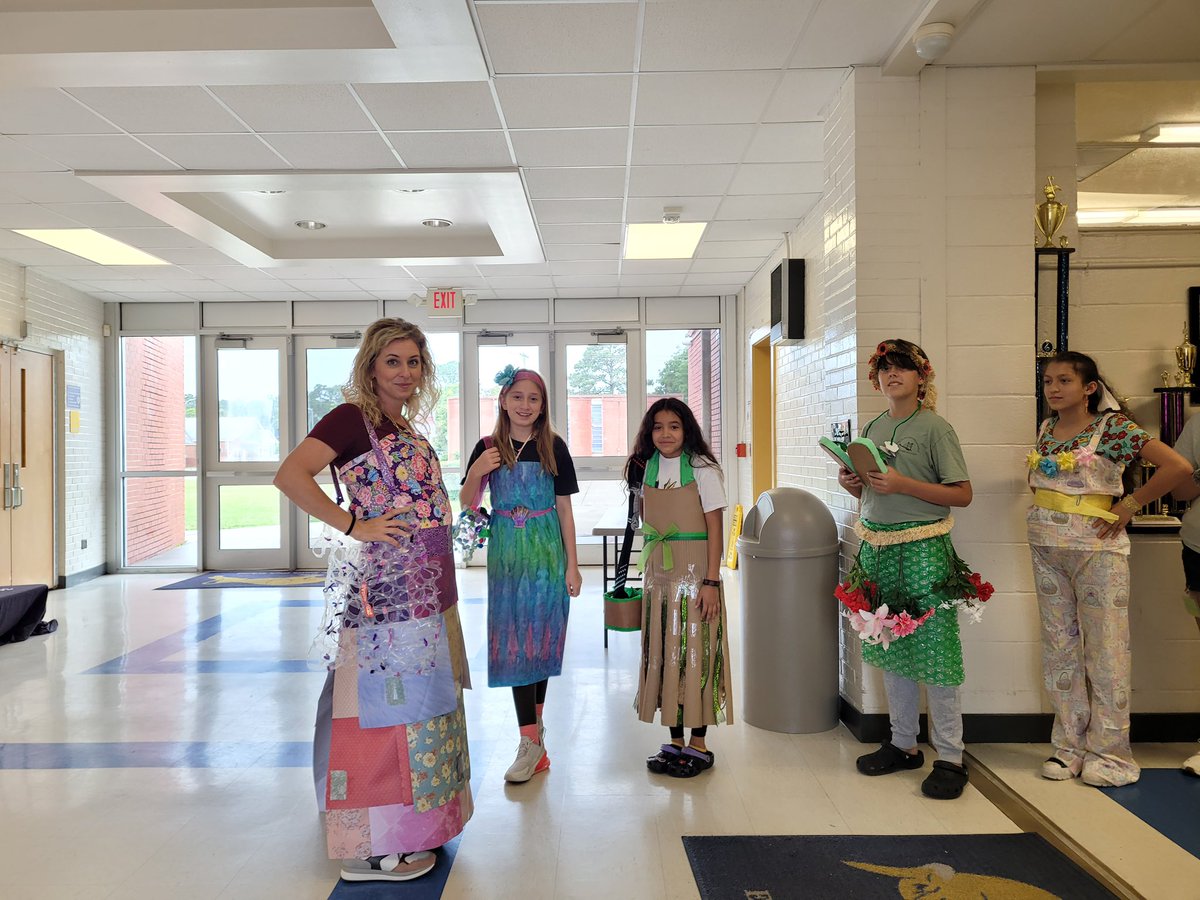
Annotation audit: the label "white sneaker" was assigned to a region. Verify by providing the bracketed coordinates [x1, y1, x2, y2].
[1183, 750, 1200, 777]
[504, 736, 547, 783]
[340, 850, 436, 882]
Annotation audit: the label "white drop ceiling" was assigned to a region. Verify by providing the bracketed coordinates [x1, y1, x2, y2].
[0, 0, 1195, 304]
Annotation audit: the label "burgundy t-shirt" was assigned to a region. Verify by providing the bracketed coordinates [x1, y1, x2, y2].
[308, 403, 398, 468]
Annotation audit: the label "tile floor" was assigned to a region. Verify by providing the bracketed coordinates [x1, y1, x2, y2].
[0, 567, 1194, 899]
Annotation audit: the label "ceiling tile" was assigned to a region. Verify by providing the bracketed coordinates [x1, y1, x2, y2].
[715, 192, 821, 219]
[788, 0, 924, 67]
[618, 273, 686, 286]
[553, 275, 619, 288]
[694, 239, 781, 258]
[727, 162, 823, 195]
[0, 136, 70, 173]
[11, 135, 174, 171]
[386, 131, 512, 167]
[744, 122, 823, 163]
[178, 290, 252, 301]
[632, 125, 753, 165]
[41, 202, 166, 228]
[539, 223, 622, 244]
[139, 134, 286, 170]
[681, 284, 737, 295]
[684, 271, 753, 286]
[211, 84, 373, 133]
[265, 133, 399, 169]
[621, 286, 677, 297]
[532, 198, 623, 224]
[490, 288, 552, 299]
[67, 86, 246, 134]
[628, 165, 735, 197]
[405, 265, 484, 278]
[97, 227, 207, 249]
[0, 230, 52, 250]
[476, 262, 551, 275]
[690, 256, 767, 273]
[511, 128, 628, 167]
[544, 243, 620, 261]
[763, 68, 849, 122]
[477, 3, 638, 74]
[349, 278, 424, 293]
[641, 0, 819, 71]
[300, 291, 377, 301]
[0, 203, 85, 228]
[703, 218, 801, 241]
[0, 88, 119, 135]
[619, 259, 692, 275]
[354, 82, 501, 131]
[557, 288, 623, 298]
[549, 260, 619, 276]
[626, 196, 721, 222]
[482, 275, 556, 289]
[496, 75, 633, 129]
[635, 71, 778, 125]
[281, 278, 359, 292]
[0, 173, 113, 202]
[524, 167, 625, 200]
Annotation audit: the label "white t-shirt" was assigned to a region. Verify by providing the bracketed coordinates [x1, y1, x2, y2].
[649, 454, 727, 513]
[1175, 414, 1200, 552]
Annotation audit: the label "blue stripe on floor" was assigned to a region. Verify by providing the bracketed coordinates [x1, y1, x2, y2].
[328, 837, 458, 899]
[0, 741, 311, 769]
[1100, 768, 1200, 859]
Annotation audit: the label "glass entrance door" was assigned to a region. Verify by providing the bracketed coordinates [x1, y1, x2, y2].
[201, 335, 290, 570]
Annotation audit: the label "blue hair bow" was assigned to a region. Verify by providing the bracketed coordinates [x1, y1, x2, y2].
[495, 364, 518, 389]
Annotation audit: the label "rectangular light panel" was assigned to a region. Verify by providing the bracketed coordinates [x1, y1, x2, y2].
[13, 229, 169, 266]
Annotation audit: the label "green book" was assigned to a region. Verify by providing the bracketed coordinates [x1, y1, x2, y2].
[819, 435, 888, 475]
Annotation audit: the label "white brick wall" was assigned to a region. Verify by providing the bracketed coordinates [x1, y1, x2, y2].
[0, 260, 106, 579]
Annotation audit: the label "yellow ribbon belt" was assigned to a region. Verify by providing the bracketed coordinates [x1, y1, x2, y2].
[637, 524, 707, 572]
[1032, 489, 1119, 523]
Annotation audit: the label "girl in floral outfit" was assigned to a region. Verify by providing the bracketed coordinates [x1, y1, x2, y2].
[836, 339, 987, 800]
[1029, 352, 1188, 786]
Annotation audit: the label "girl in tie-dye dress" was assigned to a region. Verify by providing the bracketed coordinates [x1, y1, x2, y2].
[275, 318, 471, 884]
[1029, 352, 1188, 787]
[461, 366, 581, 784]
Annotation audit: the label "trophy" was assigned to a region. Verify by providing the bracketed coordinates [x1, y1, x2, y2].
[1175, 321, 1196, 388]
[1035, 176, 1068, 248]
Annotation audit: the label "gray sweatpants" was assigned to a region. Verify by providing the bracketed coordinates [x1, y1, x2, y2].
[884, 670, 964, 765]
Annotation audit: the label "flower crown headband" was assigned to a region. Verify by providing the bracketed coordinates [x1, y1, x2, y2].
[867, 341, 934, 388]
[495, 364, 546, 395]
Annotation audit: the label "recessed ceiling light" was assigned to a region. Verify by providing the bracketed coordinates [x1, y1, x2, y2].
[624, 222, 707, 259]
[397, 189, 426, 194]
[1143, 123, 1200, 143]
[422, 218, 453, 228]
[13, 228, 168, 266]
[255, 190, 286, 195]
[295, 220, 326, 230]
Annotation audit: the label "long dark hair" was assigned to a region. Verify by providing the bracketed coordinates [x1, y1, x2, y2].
[1045, 351, 1131, 418]
[624, 398, 719, 487]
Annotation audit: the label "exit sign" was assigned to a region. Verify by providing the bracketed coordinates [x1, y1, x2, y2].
[427, 287, 462, 317]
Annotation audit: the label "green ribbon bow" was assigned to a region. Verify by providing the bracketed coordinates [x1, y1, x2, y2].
[639, 523, 679, 572]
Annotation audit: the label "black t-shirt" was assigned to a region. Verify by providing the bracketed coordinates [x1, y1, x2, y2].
[464, 434, 579, 496]
[308, 402, 404, 468]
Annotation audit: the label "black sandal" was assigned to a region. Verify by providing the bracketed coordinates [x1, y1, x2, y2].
[647, 743, 683, 774]
[667, 747, 714, 778]
[856, 742, 924, 776]
[921, 760, 969, 799]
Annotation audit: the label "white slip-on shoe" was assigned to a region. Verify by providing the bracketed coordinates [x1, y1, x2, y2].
[340, 850, 436, 882]
[504, 735, 547, 783]
[1041, 756, 1081, 781]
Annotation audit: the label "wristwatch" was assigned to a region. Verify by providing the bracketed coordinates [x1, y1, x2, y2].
[701, 578, 720, 587]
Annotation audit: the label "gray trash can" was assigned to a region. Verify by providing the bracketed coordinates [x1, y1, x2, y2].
[737, 487, 840, 733]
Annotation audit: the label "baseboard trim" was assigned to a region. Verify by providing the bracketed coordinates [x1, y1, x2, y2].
[57, 563, 107, 589]
[839, 697, 1200, 744]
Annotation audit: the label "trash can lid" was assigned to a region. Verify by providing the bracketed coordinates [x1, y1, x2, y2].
[736, 486, 839, 558]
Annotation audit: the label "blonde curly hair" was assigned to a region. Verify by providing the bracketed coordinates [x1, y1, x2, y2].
[867, 338, 937, 412]
[343, 318, 440, 426]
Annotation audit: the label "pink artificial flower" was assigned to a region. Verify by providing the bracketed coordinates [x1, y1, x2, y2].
[1073, 447, 1096, 468]
[890, 611, 918, 638]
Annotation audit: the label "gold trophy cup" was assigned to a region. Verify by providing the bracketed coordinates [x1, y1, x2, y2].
[1035, 176, 1068, 248]
[1175, 321, 1196, 388]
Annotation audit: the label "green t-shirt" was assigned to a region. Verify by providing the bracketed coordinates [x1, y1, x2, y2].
[858, 408, 970, 524]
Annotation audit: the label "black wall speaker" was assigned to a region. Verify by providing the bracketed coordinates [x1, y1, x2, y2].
[769, 258, 805, 345]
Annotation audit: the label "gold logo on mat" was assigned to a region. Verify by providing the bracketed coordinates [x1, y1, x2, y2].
[206, 573, 323, 586]
[844, 861, 1061, 899]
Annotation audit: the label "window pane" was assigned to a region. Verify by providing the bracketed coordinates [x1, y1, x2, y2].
[572, 479, 628, 544]
[421, 332, 461, 468]
[218, 484, 281, 550]
[217, 348, 280, 462]
[124, 476, 197, 567]
[646, 329, 721, 457]
[477, 344, 541, 437]
[565, 342, 628, 457]
[122, 336, 197, 471]
[305, 347, 355, 432]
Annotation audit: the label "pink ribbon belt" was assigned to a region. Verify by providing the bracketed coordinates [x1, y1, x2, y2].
[493, 505, 553, 528]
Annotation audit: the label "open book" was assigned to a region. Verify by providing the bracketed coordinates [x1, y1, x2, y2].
[818, 436, 889, 475]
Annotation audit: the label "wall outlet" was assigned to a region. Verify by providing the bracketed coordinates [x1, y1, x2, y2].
[80, 539, 87, 549]
[830, 420, 851, 443]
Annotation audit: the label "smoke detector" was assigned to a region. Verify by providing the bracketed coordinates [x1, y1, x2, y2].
[662, 206, 683, 224]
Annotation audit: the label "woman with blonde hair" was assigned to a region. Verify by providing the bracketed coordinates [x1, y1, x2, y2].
[275, 317, 472, 883]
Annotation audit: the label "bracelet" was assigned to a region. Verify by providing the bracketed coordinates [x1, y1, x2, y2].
[344, 511, 357, 535]
[702, 578, 720, 587]
[1118, 495, 1141, 513]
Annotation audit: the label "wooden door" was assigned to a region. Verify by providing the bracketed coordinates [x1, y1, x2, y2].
[5, 348, 54, 586]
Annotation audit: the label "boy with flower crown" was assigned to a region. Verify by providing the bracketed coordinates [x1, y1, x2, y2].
[835, 338, 992, 800]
